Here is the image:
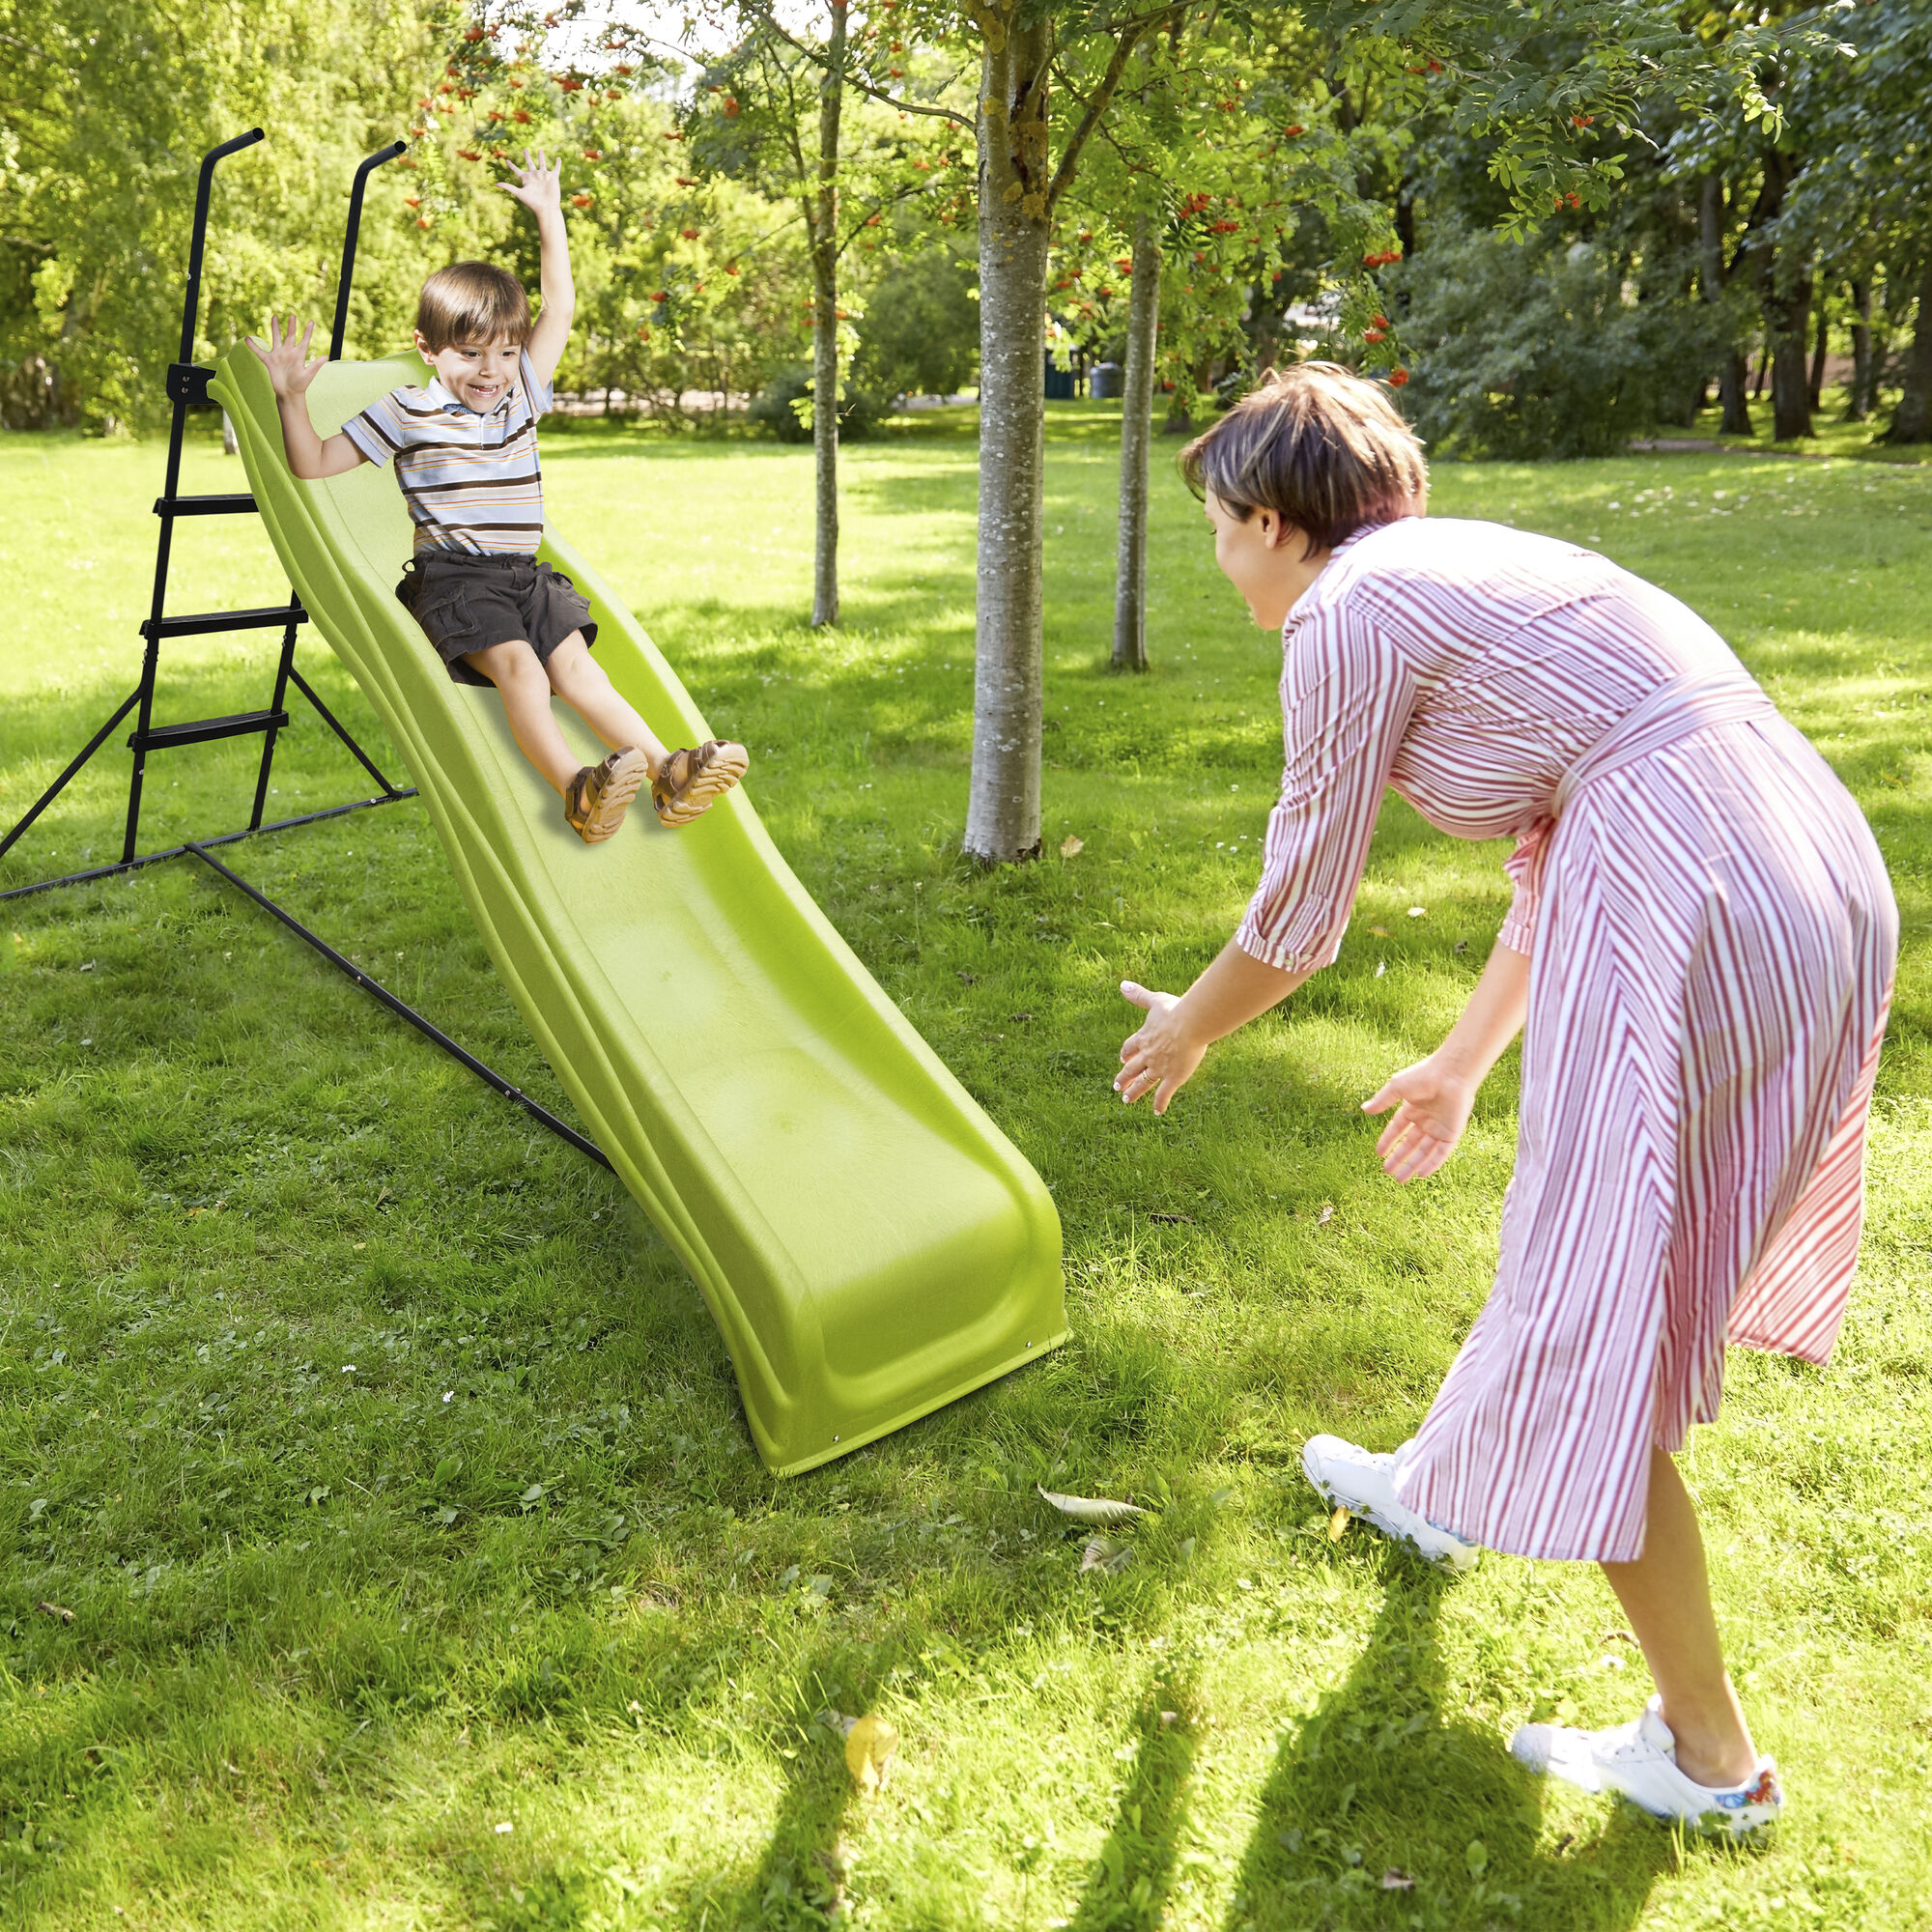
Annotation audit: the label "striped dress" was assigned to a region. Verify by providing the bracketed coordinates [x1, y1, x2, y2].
[1239, 517, 1896, 1562]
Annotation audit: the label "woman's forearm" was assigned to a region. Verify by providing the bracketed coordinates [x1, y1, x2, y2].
[1435, 939, 1531, 1086]
[1176, 938, 1311, 1047]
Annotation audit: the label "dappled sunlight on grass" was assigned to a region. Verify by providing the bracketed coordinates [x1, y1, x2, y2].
[1, 414, 1927, 1927]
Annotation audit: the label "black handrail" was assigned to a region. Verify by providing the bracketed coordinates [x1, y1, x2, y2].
[330, 140, 409, 359]
[131, 127, 265, 864]
[177, 128, 264, 371]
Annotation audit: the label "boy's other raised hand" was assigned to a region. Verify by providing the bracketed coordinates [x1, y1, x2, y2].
[498, 149, 563, 218]
[244, 314, 327, 400]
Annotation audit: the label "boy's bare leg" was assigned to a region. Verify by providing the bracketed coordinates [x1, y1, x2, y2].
[1599, 1445, 1758, 1787]
[542, 633, 669, 773]
[465, 639, 583, 794]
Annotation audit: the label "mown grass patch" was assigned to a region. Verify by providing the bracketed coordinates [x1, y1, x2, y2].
[1, 411, 1928, 1929]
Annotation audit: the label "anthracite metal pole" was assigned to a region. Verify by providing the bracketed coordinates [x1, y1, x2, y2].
[126, 128, 265, 864]
[330, 141, 409, 360]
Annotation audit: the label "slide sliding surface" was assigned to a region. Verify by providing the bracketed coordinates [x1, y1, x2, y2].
[213, 348, 1066, 1474]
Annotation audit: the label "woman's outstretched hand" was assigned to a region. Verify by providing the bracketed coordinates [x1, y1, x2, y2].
[1116, 981, 1208, 1114]
[244, 314, 327, 401]
[1362, 1054, 1477, 1182]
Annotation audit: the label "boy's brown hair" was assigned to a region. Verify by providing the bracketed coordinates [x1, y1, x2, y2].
[1179, 362, 1427, 555]
[414, 262, 532, 352]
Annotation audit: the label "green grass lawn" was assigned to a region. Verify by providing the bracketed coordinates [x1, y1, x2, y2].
[1, 406, 1928, 1931]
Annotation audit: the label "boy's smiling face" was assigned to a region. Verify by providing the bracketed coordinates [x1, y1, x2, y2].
[412, 329, 522, 413]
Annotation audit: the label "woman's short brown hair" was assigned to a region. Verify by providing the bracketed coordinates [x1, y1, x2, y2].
[1179, 362, 1427, 554]
[414, 262, 532, 352]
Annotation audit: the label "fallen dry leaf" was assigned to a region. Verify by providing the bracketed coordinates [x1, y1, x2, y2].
[1148, 1210, 1193, 1225]
[1316, 1204, 1334, 1225]
[36, 1601, 74, 1626]
[1327, 1506, 1351, 1542]
[1060, 834, 1084, 857]
[832, 1713, 897, 1791]
[1080, 1535, 1132, 1576]
[1368, 924, 1390, 937]
[1037, 1485, 1146, 1526]
[1381, 1868, 1415, 1890]
[1406, 906, 1426, 918]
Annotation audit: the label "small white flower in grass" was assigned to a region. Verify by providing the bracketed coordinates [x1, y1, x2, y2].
[494, 1820, 513, 1834]
[342, 1365, 355, 1375]
[442, 1391, 454, 1403]
[1406, 906, 1426, 918]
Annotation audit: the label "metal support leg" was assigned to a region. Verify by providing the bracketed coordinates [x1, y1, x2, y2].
[184, 839, 611, 1170]
[249, 616, 300, 830]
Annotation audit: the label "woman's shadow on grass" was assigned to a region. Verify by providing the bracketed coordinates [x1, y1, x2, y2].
[682, 1637, 883, 1931]
[1219, 1558, 1675, 1932]
[1063, 1668, 1202, 1932]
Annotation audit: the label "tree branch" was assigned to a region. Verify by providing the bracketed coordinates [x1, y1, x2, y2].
[1045, 7, 1182, 213]
[738, 1, 975, 129]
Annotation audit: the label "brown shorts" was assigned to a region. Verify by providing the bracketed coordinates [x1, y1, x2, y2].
[395, 548, 598, 690]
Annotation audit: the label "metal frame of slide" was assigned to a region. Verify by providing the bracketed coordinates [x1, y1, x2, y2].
[0, 130, 608, 1173]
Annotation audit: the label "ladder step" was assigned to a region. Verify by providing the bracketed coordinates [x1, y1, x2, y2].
[155, 493, 258, 518]
[128, 709, 291, 753]
[141, 605, 306, 640]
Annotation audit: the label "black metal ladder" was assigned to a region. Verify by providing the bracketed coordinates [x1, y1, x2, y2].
[0, 128, 608, 1172]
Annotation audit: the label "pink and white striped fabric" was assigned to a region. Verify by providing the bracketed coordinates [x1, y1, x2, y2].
[1238, 517, 1896, 1562]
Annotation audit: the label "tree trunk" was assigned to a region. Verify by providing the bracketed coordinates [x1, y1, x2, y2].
[1112, 213, 1160, 674]
[1846, 275, 1872, 422]
[1884, 257, 1932, 444]
[964, 3, 1053, 862]
[1746, 152, 1810, 440]
[809, 0, 847, 628]
[1807, 292, 1829, 411]
[1697, 174, 1751, 436]
[1751, 347, 1769, 398]
[1769, 272, 1813, 441]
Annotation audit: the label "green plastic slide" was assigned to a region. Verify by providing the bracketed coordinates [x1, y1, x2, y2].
[213, 348, 1066, 1475]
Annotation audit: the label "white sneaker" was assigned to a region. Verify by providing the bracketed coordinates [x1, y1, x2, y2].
[1299, 1435, 1480, 1573]
[1510, 1695, 1782, 1837]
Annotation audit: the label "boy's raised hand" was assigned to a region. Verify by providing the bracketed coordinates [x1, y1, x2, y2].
[498, 148, 563, 219]
[244, 314, 327, 400]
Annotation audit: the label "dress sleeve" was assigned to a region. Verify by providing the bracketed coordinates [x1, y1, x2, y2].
[1235, 593, 1419, 973]
[1497, 822, 1550, 955]
[339, 388, 412, 469]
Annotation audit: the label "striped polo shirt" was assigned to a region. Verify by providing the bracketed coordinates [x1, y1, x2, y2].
[341, 346, 551, 557]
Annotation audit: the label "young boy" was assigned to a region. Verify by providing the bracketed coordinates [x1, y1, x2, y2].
[247, 150, 747, 844]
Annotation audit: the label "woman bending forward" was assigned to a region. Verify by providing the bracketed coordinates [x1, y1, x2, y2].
[1115, 364, 1895, 1836]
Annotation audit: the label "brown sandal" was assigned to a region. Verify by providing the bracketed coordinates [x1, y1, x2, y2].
[652, 739, 749, 827]
[563, 747, 651, 844]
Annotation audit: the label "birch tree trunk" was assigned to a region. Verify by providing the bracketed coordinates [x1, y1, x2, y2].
[809, 0, 847, 629]
[964, 2, 1053, 862]
[1111, 213, 1160, 674]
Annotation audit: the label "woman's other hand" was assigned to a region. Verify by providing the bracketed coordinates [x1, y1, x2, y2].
[244, 314, 326, 401]
[1362, 1054, 1477, 1181]
[1116, 981, 1208, 1114]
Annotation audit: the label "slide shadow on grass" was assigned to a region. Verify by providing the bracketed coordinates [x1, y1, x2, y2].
[1222, 1559, 1670, 1932]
